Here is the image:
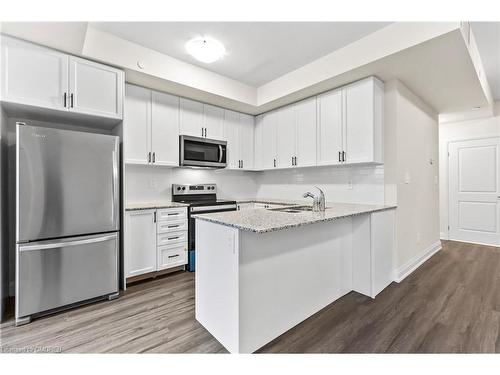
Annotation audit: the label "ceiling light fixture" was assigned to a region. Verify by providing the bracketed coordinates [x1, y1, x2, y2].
[185, 36, 225, 64]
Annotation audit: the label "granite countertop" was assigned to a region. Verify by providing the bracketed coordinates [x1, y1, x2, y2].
[125, 202, 189, 211]
[194, 202, 397, 233]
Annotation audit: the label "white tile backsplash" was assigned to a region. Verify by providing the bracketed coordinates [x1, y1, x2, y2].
[126, 164, 385, 205]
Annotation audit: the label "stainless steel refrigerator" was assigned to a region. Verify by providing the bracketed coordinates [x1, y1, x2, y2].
[15, 122, 120, 325]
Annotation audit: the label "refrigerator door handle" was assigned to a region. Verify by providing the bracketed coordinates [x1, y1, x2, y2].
[19, 233, 118, 252]
[112, 148, 119, 229]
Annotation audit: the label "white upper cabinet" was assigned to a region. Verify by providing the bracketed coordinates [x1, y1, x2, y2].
[254, 115, 264, 170]
[204, 104, 224, 140]
[261, 111, 278, 169]
[68, 56, 124, 119]
[295, 97, 317, 168]
[179, 97, 204, 137]
[343, 78, 384, 164]
[317, 77, 384, 166]
[0, 36, 124, 120]
[239, 113, 254, 170]
[276, 105, 296, 168]
[317, 88, 343, 166]
[151, 91, 179, 166]
[124, 84, 179, 166]
[1, 35, 68, 111]
[179, 98, 224, 140]
[223, 109, 241, 169]
[224, 110, 255, 170]
[124, 84, 151, 165]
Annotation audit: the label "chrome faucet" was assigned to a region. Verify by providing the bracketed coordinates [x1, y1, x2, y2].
[303, 186, 326, 212]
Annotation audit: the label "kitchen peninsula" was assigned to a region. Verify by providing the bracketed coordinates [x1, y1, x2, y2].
[194, 202, 396, 353]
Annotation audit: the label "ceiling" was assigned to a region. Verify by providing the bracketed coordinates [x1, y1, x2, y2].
[90, 22, 391, 87]
[471, 22, 500, 101]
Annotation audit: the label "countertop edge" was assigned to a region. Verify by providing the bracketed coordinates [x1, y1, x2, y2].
[125, 203, 189, 211]
[194, 205, 397, 233]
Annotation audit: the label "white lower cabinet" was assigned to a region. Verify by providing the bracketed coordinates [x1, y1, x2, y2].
[352, 209, 395, 298]
[125, 210, 157, 278]
[125, 207, 188, 280]
[158, 243, 188, 270]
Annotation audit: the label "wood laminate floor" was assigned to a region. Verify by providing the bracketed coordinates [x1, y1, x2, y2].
[1, 240, 499, 353]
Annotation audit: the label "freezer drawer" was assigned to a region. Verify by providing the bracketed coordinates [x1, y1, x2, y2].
[17, 232, 119, 318]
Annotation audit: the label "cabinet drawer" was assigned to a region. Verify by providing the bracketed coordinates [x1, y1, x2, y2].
[157, 231, 187, 246]
[157, 244, 187, 270]
[157, 207, 187, 221]
[157, 220, 187, 234]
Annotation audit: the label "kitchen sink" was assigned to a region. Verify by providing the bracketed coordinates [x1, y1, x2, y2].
[270, 205, 315, 213]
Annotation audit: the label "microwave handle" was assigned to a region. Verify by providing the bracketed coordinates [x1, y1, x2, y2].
[218, 145, 224, 163]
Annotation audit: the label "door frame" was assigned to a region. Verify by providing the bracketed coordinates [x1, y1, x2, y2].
[447, 136, 500, 246]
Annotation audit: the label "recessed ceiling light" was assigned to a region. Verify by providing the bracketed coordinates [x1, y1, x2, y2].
[185, 36, 225, 64]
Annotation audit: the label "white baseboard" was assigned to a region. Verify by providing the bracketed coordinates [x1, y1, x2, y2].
[440, 231, 448, 240]
[394, 241, 442, 283]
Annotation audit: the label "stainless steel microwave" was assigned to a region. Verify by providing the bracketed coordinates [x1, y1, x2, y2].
[179, 135, 227, 168]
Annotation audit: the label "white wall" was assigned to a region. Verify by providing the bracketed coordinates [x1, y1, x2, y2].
[438, 105, 500, 239]
[256, 165, 385, 204]
[125, 164, 385, 205]
[384, 80, 440, 274]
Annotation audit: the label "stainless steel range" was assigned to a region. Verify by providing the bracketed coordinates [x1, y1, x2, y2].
[172, 184, 237, 271]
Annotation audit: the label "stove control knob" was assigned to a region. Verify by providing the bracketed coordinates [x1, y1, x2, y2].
[177, 187, 181, 191]
[182, 187, 186, 191]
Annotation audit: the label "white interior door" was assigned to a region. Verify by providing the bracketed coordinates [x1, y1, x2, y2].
[449, 138, 500, 246]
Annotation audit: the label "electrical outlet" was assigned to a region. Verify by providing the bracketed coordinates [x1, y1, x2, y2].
[404, 172, 411, 184]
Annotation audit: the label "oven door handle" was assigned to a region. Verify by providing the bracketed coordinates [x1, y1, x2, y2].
[190, 204, 237, 213]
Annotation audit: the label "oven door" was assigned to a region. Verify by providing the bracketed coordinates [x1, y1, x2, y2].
[188, 204, 237, 250]
[180, 135, 227, 168]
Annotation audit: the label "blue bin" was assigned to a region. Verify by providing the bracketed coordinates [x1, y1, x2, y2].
[187, 250, 196, 272]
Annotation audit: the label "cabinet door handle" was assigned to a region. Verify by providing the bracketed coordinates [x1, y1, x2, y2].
[153, 212, 157, 223]
[168, 254, 180, 259]
[241, 160, 243, 169]
[63, 92, 67, 108]
[148, 152, 151, 163]
[167, 213, 179, 216]
[168, 224, 180, 228]
[152, 152, 156, 163]
[204, 128, 207, 137]
[273, 158, 276, 168]
[167, 236, 180, 240]
[70, 93, 74, 108]
[338, 151, 342, 162]
[342, 151, 346, 162]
